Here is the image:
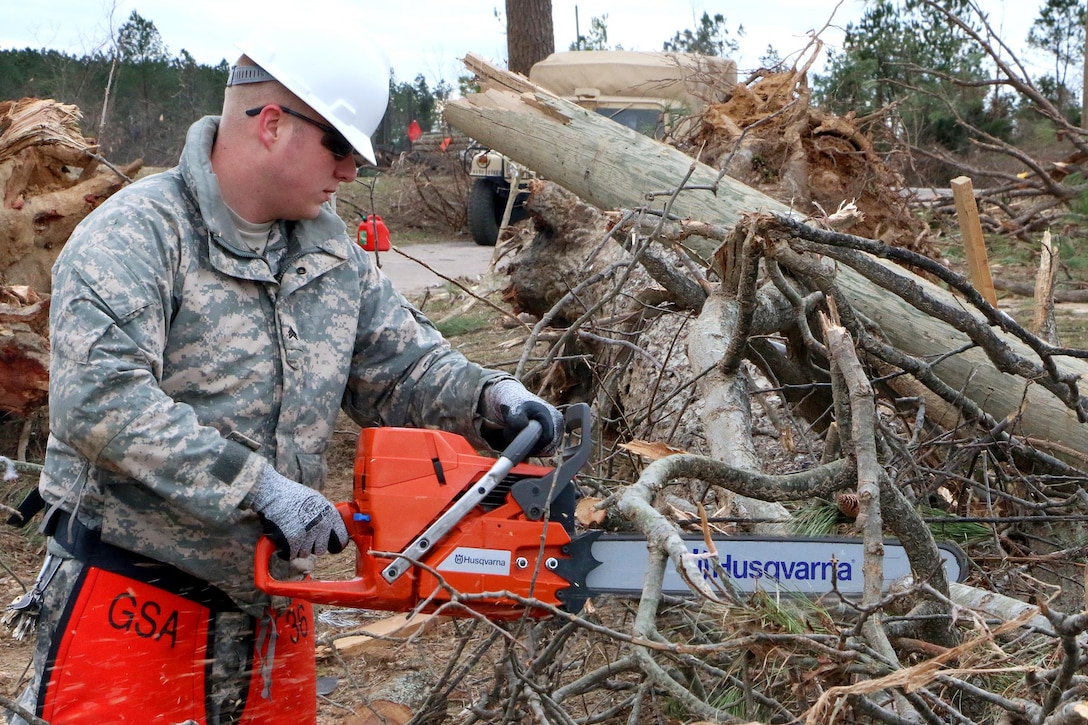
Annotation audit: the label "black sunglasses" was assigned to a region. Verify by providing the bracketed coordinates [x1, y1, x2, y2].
[245, 105, 364, 168]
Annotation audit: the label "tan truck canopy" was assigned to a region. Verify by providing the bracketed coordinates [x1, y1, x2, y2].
[527, 51, 738, 114]
[462, 50, 738, 245]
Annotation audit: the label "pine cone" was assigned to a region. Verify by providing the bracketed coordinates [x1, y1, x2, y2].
[837, 492, 860, 519]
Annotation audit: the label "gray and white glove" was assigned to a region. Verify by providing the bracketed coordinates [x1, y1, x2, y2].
[482, 379, 565, 456]
[246, 465, 348, 560]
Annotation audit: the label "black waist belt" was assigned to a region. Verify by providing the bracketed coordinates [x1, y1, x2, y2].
[45, 508, 239, 612]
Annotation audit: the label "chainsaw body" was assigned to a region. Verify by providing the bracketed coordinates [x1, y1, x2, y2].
[255, 405, 595, 619]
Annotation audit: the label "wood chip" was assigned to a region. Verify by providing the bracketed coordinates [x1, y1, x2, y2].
[328, 613, 444, 659]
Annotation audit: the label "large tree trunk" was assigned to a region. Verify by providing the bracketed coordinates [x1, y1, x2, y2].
[505, 0, 554, 76]
[445, 54, 1088, 465]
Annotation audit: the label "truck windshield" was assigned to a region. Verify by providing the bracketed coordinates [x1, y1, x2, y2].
[596, 108, 665, 138]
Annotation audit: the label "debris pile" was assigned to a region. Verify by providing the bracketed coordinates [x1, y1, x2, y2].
[441, 53, 1088, 725]
[684, 64, 941, 259]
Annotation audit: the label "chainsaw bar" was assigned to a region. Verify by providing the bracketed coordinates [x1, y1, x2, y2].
[580, 533, 967, 599]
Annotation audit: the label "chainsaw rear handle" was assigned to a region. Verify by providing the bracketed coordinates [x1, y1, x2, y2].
[558, 403, 592, 471]
[254, 502, 370, 603]
[507, 403, 592, 519]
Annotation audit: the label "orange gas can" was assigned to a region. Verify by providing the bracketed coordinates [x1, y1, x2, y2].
[357, 215, 391, 252]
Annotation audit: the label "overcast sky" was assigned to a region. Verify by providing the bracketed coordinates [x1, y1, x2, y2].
[0, 1, 1049, 88]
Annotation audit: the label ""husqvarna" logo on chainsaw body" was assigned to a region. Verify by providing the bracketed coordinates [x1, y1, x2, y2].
[438, 547, 512, 576]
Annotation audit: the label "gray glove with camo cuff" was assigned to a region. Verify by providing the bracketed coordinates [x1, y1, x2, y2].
[481, 379, 565, 456]
[246, 465, 348, 560]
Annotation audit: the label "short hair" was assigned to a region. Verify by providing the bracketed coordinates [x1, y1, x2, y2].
[222, 55, 301, 119]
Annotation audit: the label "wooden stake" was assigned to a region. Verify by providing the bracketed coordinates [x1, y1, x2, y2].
[1033, 230, 1060, 345]
[950, 176, 998, 308]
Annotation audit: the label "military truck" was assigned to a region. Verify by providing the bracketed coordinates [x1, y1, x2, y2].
[464, 50, 737, 246]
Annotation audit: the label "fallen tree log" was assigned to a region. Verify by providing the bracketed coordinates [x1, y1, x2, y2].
[445, 54, 1088, 464]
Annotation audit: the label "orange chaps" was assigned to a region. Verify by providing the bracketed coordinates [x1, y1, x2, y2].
[33, 519, 316, 724]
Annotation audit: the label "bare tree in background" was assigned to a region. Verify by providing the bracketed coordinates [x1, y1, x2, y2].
[506, 0, 554, 75]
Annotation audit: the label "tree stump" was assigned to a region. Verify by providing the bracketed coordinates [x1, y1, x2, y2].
[1, 97, 141, 291]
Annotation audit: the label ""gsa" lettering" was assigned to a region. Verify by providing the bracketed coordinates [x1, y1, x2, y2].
[107, 592, 179, 647]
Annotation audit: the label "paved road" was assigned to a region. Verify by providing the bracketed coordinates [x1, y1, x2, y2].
[368, 239, 496, 295]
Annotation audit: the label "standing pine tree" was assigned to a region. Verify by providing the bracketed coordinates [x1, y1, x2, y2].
[506, 0, 554, 75]
[1027, 0, 1086, 122]
[813, 0, 993, 153]
[662, 12, 742, 57]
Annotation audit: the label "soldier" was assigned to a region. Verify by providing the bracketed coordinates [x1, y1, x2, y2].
[9, 19, 563, 725]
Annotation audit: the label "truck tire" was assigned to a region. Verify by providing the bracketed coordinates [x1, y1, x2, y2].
[468, 179, 502, 246]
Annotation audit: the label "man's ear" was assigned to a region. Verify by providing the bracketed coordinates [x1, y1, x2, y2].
[254, 105, 284, 151]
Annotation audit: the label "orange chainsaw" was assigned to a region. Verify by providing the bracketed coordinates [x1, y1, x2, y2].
[254, 402, 967, 619]
[255, 404, 599, 619]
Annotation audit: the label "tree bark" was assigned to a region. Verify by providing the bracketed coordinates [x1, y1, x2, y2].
[445, 54, 1088, 464]
[505, 0, 554, 76]
[0, 286, 50, 416]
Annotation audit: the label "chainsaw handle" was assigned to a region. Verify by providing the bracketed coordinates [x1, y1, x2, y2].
[254, 535, 299, 594]
[557, 402, 592, 474]
[500, 419, 543, 467]
[509, 403, 592, 519]
[254, 502, 377, 605]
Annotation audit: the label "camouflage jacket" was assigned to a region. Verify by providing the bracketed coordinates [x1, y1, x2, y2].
[41, 116, 505, 613]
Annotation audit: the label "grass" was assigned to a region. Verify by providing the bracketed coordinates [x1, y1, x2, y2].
[789, 500, 844, 537]
[1005, 300, 1088, 349]
[747, 589, 823, 635]
[918, 506, 992, 546]
[434, 312, 494, 338]
[931, 214, 1088, 348]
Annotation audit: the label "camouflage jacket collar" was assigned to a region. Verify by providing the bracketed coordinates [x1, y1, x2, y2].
[180, 117, 351, 283]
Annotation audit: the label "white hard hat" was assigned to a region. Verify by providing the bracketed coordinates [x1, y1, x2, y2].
[230, 21, 390, 165]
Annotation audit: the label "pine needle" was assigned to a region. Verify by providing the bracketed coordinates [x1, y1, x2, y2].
[788, 500, 842, 537]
